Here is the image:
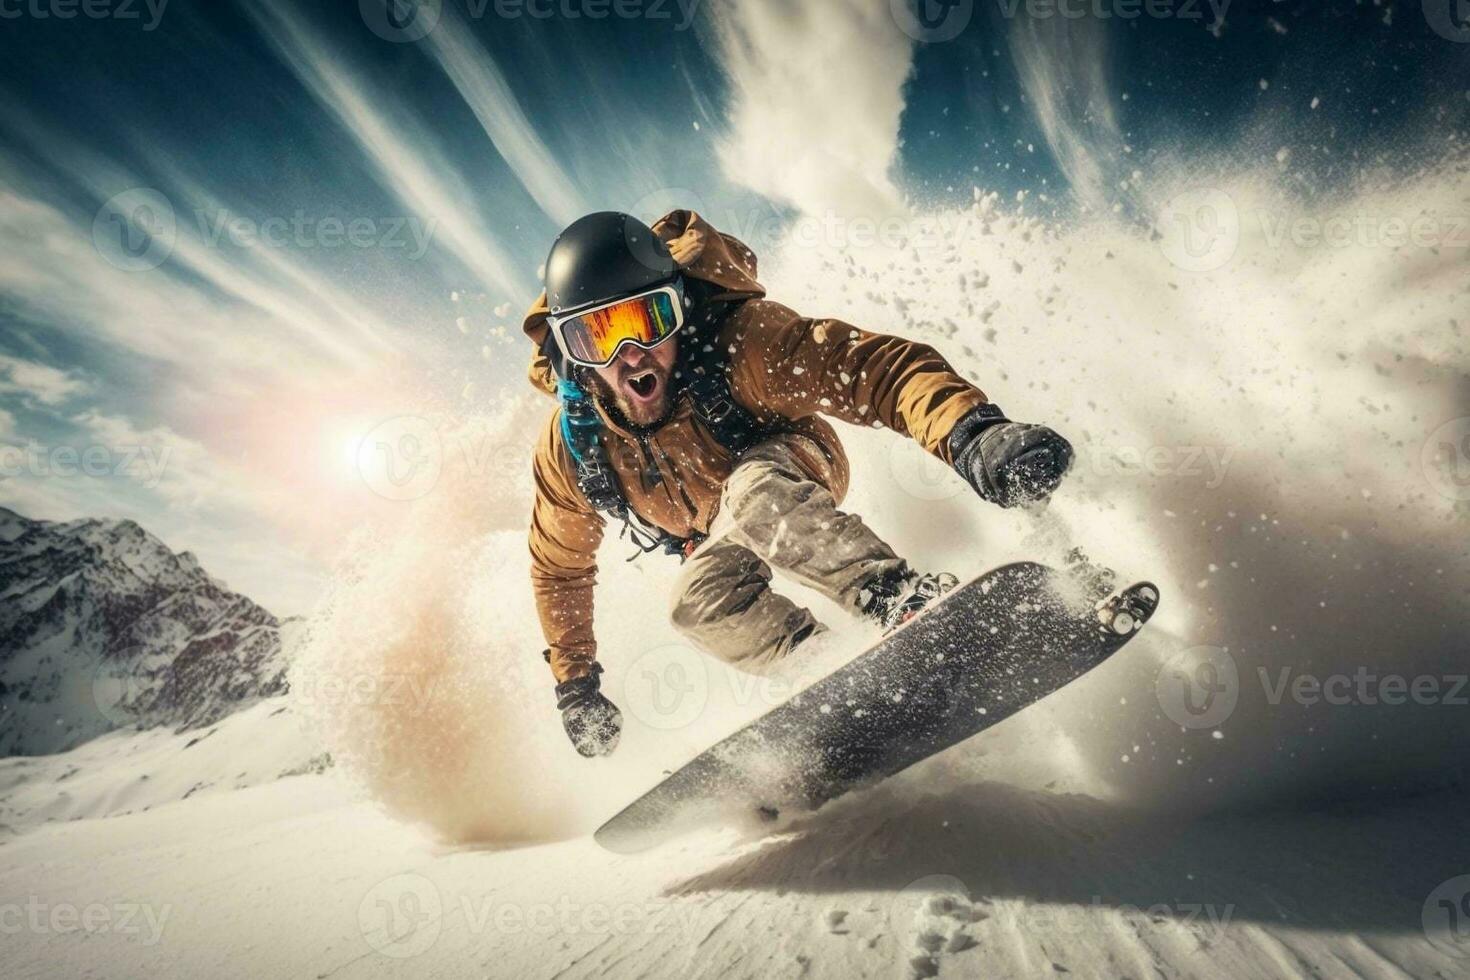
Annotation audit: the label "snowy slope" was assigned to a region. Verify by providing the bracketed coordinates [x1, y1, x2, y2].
[0, 695, 323, 837]
[1, 765, 1467, 980]
[0, 507, 299, 756]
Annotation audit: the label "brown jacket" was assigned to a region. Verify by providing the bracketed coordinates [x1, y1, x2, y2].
[524, 211, 989, 682]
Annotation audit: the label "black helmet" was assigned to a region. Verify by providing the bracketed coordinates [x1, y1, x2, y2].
[544, 212, 678, 316]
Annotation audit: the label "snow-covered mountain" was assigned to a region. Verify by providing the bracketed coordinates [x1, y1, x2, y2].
[0, 507, 298, 756]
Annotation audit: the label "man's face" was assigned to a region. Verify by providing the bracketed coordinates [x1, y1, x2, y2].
[587, 336, 679, 428]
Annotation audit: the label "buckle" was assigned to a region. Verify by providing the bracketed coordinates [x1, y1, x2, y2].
[703, 398, 735, 424]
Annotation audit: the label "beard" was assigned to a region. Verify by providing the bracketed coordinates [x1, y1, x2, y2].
[583, 367, 676, 432]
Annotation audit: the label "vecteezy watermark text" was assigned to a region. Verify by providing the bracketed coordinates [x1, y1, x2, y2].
[196, 209, 437, 260]
[0, 0, 168, 31]
[1086, 444, 1235, 489]
[92, 188, 439, 273]
[1258, 211, 1470, 251]
[466, 0, 700, 30]
[457, 894, 697, 937]
[359, 0, 700, 43]
[292, 672, 448, 714]
[1157, 187, 1470, 272]
[992, 0, 1229, 21]
[0, 442, 171, 489]
[357, 873, 699, 959]
[890, 0, 1227, 43]
[1159, 646, 1469, 729]
[0, 898, 171, 946]
[1260, 666, 1469, 708]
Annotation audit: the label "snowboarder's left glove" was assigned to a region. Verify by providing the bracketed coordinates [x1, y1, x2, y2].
[554, 662, 622, 758]
[949, 403, 1074, 508]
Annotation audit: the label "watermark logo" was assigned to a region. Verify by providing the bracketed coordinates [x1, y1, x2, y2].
[1423, 0, 1470, 42]
[354, 416, 443, 502]
[1156, 645, 1238, 729]
[92, 656, 150, 728]
[890, 0, 973, 42]
[621, 643, 709, 730]
[1156, 188, 1239, 273]
[358, 873, 443, 958]
[93, 188, 176, 272]
[887, 873, 983, 970]
[1421, 417, 1470, 502]
[630, 186, 707, 226]
[888, 872, 973, 929]
[1423, 875, 1470, 958]
[360, 0, 442, 42]
[629, 186, 712, 267]
[889, 437, 964, 501]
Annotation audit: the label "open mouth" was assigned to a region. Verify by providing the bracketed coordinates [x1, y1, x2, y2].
[625, 370, 659, 402]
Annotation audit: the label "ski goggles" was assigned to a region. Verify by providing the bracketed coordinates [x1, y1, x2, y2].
[547, 283, 685, 369]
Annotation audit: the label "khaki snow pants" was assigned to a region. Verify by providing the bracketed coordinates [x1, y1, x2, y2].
[668, 433, 907, 670]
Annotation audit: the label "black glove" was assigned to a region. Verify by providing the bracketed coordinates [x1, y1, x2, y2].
[554, 662, 622, 758]
[948, 403, 1074, 508]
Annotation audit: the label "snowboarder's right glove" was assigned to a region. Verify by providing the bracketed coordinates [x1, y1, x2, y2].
[554, 662, 623, 758]
[948, 403, 1074, 508]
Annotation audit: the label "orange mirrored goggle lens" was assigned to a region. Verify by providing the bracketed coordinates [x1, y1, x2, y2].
[558, 290, 680, 366]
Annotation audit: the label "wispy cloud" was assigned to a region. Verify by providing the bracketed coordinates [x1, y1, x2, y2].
[0, 353, 90, 407]
[126, 153, 404, 363]
[69, 410, 248, 509]
[421, 3, 588, 227]
[1008, 17, 1125, 214]
[0, 102, 403, 367]
[0, 183, 355, 402]
[248, 0, 530, 300]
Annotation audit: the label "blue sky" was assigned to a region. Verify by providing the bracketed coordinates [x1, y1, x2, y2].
[0, 0, 1464, 612]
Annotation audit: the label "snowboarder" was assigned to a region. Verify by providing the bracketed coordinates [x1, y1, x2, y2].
[523, 210, 1073, 757]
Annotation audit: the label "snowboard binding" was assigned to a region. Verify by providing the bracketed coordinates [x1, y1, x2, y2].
[1061, 547, 1158, 636]
[1095, 582, 1159, 636]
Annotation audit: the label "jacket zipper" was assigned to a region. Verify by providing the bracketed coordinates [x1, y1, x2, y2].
[635, 432, 663, 489]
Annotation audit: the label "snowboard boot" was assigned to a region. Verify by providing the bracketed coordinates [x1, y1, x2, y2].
[858, 567, 960, 633]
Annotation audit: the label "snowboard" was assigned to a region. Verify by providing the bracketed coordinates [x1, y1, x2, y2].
[594, 561, 1159, 854]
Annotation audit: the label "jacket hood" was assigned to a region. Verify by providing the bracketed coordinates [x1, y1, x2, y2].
[522, 209, 766, 394]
